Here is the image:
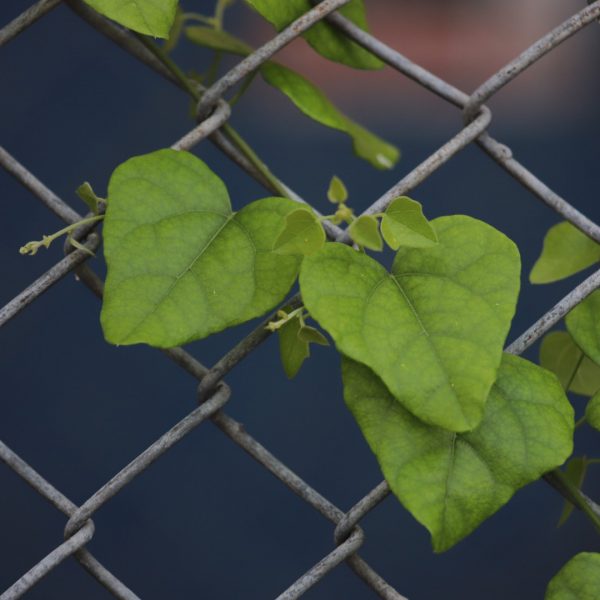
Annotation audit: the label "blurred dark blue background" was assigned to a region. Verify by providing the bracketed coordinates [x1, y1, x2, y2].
[1, 1, 599, 598]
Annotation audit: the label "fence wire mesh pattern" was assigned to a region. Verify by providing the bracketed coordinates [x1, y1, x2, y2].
[1, 1, 600, 598]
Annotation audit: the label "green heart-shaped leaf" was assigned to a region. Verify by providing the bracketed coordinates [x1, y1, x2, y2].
[348, 215, 383, 251]
[530, 221, 600, 284]
[101, 149, 300, 347]
[83, 0, 178, 38]
[546, 553, 600, 599]
[342, 354, 574, 552]
[381, 197, 438, 249]
[300, 216, 521, 432]
[566, 290, 600, 366]
[273, 208, 325, 256]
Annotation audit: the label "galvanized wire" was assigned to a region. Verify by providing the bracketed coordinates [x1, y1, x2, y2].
[1, 1, 600, 598]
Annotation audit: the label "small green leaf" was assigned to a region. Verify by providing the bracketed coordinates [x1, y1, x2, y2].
[557, 457, 588, 527]
[76, 182, 102, 215]
[545, 553, 600, 599]
[185, 26, 253, 55]
[348, 215, 383, 251]
[530, 222, 600, 284]
[273, 208, 325, 256]
[343, 354, 574, 552]
[381, 197, 438, 250]
[300, 216, 521, 432]
[82, 0, 178, 38]
[298, 325, 329, 346]
[566, 291, 600, 367]
[585, 391, 600, 431]
[101, 149, 301, 347]
[278, 316, 309, 379]
[244, 0, 383, 70]
[327, 176, 348, 204]
[260, 63, 399, 170]
[540, 331, 600, 397]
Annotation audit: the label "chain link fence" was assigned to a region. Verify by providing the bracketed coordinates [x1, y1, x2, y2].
[1, 0, 600, 598]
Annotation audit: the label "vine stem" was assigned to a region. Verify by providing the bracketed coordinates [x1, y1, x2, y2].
[133, 33, 290, 199]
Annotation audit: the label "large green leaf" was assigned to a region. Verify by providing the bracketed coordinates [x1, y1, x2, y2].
[540, 331, 600, 396]
[546, 553, 600, 599]
[300, 216, 521, 432]
[83, 0, 178, 38]
[244, 0, 382, 69]
[184, 29, 399, 170]
[566, 290, 600, 366]
[530, 222, 600, 284]
[342, 354, 574, 552]
[101, 149, 300, 347]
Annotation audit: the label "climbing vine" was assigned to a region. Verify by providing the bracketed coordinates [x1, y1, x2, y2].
[20, 0, 600, 596]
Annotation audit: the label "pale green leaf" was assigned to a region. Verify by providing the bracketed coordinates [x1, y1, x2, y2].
[348, 215, 383, 251]
[557, 457, 588, 527]
[244, 0, 382, 69]
[381, 197, 438, 250]
[343, 354, 574, 552]
[260, 63, 399, 170]
[566, 290, 600, 366]
[278, 317, 309, 378]
[76, 182, 102, 215]
[327, 175, 348, 204]
[184, 26, 253, 55]
[298, 325, 329, 346]
[82, 0, 178, 38]
[101, 149, 300, 347]
[273, 208, 325, 256]
[300, 216, 521, 432]
[585, 391, 600, 431]
[540, 331, 600, 397]
[545, 553, 600, 599]
[530, 222, 600, 284]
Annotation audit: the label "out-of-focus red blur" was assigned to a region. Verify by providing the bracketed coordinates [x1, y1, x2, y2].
[236, 0, 596, 127]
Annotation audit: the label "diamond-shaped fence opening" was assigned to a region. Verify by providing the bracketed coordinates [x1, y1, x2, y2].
[1, 1, 600, 598]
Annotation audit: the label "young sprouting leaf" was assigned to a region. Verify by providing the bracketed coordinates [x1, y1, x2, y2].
[585, 391, 600, 431]
[300, 216, 521, 432]
[101, 149, 301, 347]
[557, 457, 588, 527]
[380, 197, 438, 250]
[342, 354, 574, 553]
[260, 63, 399, 170]
[566, 290, 600, 366]
[545, 553, 600, 599]
[273, 208, 326, 256]
[297, 325, 329, 346]
[185, 26, 253, 55]
[540, 331, 600, 397]
[530, 221, 600, 284]
[244, 0, 382, 70]
[82, 0, 178, 38]
[327, 176, 348, 204]
[278, 316, 310, 379]
[76, 182, 102, 215]
[348, 215, 383, 251]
